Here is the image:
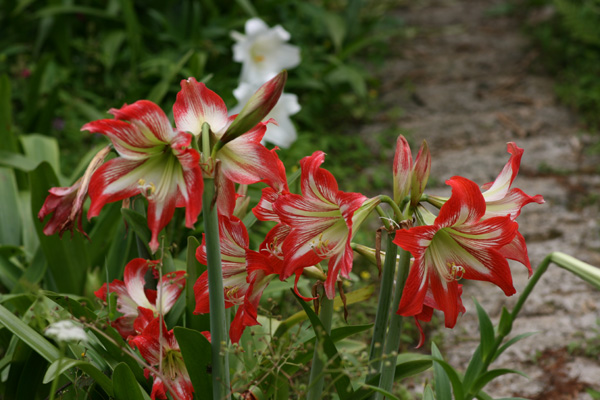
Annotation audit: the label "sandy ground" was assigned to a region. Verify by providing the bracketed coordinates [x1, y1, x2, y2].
[361, 0, 600, 398]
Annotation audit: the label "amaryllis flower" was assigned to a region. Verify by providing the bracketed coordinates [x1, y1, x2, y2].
[38, 146, 111, 238]
[194, 216, 281, 342]
[173, 77, 286, 190]
[129, 317, 193, 400]
[273, 151, 380, 298]
[83, 100, 203, 253]
[231, 82, 301, 148]
[95, 258, 186, 339]
[231, 18, 301, 84]
[394, 176, 520, 328]
[427, 142, 544, 275]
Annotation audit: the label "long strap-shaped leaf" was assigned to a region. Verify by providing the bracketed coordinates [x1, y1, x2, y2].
[292, 290, 354, 399]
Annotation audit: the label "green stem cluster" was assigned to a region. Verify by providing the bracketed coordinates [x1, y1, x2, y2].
[307, 296, 335, 400]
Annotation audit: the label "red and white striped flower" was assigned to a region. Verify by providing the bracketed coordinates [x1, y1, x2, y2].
[427, 142, 544, 275]
[95, 258, 186, 339]
[83, 100, 203, 253]
[173, 75, 287, 191]
[129, 317, 194, 400]
[394, 176, 520, 328]
[38, 146, 111, 238]
[273, 151, 379, 298]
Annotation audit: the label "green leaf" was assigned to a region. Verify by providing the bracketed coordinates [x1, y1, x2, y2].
[423, 384, 435, 400]
[429, 342, 464, 400]
[21, 135, 62, 182]
[359, 385, 401, 400]
[185, 236, 208, 331]
[119, 0, 143, 64]
[89, 202, 126, 269]
[323, 12, 347, 52]
[497, 306, 513, 338]
[0, 168, 22, 246]
[90, 325, 147, 384]
[325, 64, 368, 98]
[44, 357, 114, 396]
[274, 285, 374, 338]
[0, 253, 23, 291]
[121, 208, 152, 256]
[462, 346, 483, 395]
[101, 31, 127, 71]
[18, 190, 39, 259]
[474, 298, 495, 360]
[0, 75, 18, 153]
[5, 344, 48, 400]
[235, 0, 258, 17]
[34, 4, 116, 19]
[30, 162, 89, 294]
[113, 362, 146, 400]
[293, 291, 354, 399]
[552, 252, 600, 290]
[173, 327, 212, 396]
[103, 216, 136, 281]
[493, 332, 537, 362]
[0, 151, 39, 171]
[0, 303, 60, 362]
[431, 342, 452, 400]
[472, 368, 528, 395]
[346, 356, 432, 400]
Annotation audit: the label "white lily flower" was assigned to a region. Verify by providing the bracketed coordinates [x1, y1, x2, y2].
[45, 320, 87, 343]
[231, 82, 301, 149]
[231, 18, 301, 84]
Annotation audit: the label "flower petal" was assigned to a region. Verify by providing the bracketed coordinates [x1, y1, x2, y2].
[124, 259, 156, 310]
[109, 100, 175, 144]
[481, 142, 523, 201]
[82, 119, 162, 160]
[174, 78, 230, 136]
[157, 270, 186, 315]
[436, 176, 486, 228]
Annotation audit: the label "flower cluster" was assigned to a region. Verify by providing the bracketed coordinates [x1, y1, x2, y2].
[95, 258, 195, 400]
[39, 64, 543, 375]
[392, 138, 544, 345]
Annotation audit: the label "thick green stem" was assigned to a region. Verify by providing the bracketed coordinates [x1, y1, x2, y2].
[367, 232, 398, 380]
[203, 179, 230, 399]
[374, 248, 411, 399]
[202, 119, 231, 400]
[378, 195, 404, 222]
[307, 296, 335, 400]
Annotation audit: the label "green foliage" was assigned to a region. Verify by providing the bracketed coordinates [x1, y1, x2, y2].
[0, 0, 404, 190]
[527, 0, 600, 130]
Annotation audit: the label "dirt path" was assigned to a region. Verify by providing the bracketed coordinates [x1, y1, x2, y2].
[364, 0, 600, 398]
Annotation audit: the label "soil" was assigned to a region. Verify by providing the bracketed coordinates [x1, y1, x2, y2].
[361, 0, 600, 398]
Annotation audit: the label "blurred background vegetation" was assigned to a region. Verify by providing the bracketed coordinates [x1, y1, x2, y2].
[525, 0, 600, 130]
[0, 0, 405, 195]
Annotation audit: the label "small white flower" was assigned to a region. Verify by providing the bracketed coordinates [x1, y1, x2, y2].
[231, 82, 301, 149]
[231, 18, 301, 84]
[45, 320, 88, 343]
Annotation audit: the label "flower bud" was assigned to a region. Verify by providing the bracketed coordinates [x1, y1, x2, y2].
[393, 135, 413, 204]
[410, 140, 431, 207]
[220, 70, 287, 144]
